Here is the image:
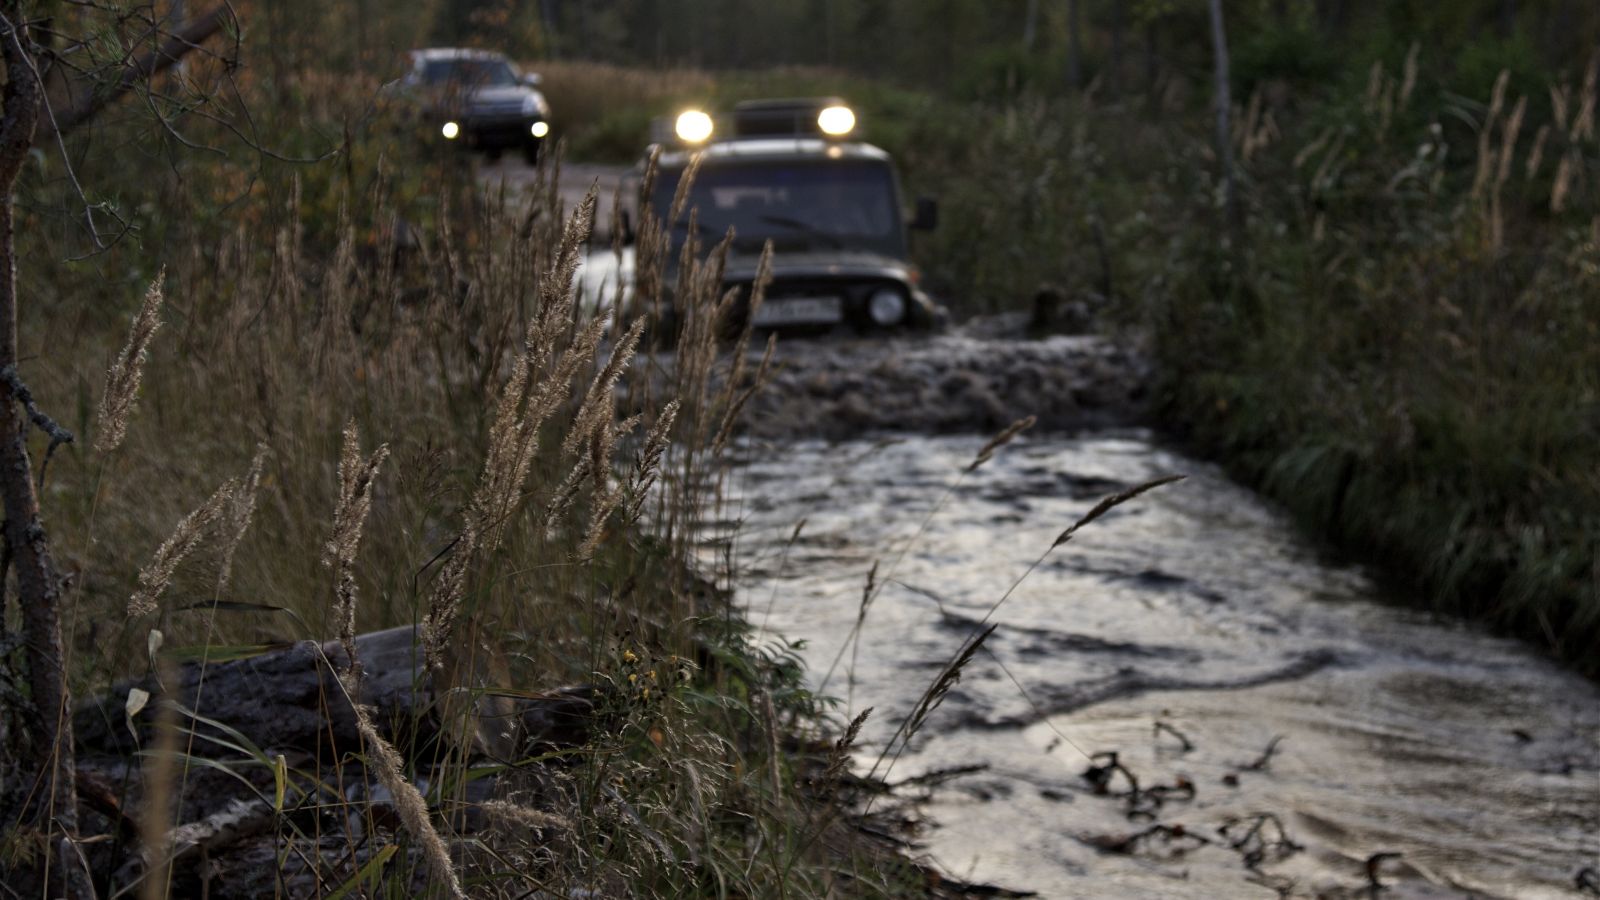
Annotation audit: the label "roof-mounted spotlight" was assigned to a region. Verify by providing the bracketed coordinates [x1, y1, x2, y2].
[817, 105, 856, 137]
[675, 109, 714, 144]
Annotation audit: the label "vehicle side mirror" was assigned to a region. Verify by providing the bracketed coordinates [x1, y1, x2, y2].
[523, 72, 542, 87]
[910, 196, 939, 231]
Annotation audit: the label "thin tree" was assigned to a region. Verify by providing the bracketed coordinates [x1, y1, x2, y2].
[1067, 0, 1084, 89]
[0, 5, 236, 895]
[1208, 0, 1240, 235]
[0, 11, 93, 898]
[1108, 0, 1126, 97]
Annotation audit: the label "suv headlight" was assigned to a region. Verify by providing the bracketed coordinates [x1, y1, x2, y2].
[868, 288, 907, 326]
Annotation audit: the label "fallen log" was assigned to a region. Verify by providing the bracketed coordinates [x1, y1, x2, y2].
[74, 625, 597, 760]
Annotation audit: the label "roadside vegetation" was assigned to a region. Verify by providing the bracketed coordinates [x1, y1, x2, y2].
[1, 5, 980, 896]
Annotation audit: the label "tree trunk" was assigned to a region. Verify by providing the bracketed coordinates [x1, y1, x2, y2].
[1208, 0, 1239, 235]
[1108, 0, 1125, 97]
[1022, 0, 1039, 51]
[1500, 0, 1518, 38]
[0, 11, 94, 898]
[1066, 0, 1084, 90]
[75, 626, 599, 760]
[1144, 20, 1159, 104]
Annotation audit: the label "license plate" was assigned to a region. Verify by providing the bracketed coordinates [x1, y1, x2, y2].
[753, 296, 843, 326]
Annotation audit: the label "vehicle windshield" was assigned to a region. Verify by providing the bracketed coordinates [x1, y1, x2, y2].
[423, 58, 518, 88]
[651, 160, 904, 257]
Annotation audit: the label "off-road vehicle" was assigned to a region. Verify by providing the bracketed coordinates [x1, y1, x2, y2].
[389, 48, 551, 164]
[645, 97, 944, 333]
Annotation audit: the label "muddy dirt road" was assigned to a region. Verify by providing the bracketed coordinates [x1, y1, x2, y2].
[721, 433, 1598, 899]
[481, 157, 633, 235]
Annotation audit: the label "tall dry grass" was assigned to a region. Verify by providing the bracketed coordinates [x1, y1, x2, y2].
[5, 124, 930, 894]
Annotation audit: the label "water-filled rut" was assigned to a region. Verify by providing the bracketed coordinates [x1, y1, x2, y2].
[720, 433, 1599, 898]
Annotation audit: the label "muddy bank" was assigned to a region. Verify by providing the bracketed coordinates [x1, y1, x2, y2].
[733, 315, 1148, 440]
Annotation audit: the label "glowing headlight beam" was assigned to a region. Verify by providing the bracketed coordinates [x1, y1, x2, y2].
[531, 121, 550, 138]
[675, 109, 714, 144]
[441, 121, 461, 140]
[817, 105, 856, 137]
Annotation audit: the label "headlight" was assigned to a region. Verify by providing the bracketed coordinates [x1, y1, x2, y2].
[530, 121, 550, 138]
[868, 288, 906, 326]
[441, 121, 460, 140]
[675, 110, 714, 144]
[817, 105, 856, 137]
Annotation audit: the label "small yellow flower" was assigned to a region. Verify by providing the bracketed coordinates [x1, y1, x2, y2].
[648, 670, 657, 680]
[628, 673, 637, 683]
[623, 649, 638, 663]
[641, 688, 651, 700]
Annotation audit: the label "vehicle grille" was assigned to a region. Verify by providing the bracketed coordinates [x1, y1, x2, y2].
[472, 101, 524, 118]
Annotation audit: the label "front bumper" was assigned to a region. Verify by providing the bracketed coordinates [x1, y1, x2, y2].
[726, 277, 943, 333]
[443, 115, 546, 150]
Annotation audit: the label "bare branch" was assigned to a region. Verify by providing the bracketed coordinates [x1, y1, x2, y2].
[0, 9, 43, 191]
[44, 4, 232, 139]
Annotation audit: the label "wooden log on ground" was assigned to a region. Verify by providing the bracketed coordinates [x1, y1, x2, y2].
[74, 625, 597, 760]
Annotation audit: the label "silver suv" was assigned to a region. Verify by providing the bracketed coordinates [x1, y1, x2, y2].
[391, 48, 551, 164]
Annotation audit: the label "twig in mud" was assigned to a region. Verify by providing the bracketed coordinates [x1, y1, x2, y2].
[1080, 823, 1211, 856]
[1082, 751, 1141, 799]
[1244, 735, 1285, 771]
[1365, 852, 1403, 895]
[889, 763, 989, 790]
[1153, 720, 1195, 752]
[1128, 775, 1196, 821]
[1219, 813, 1304, 869]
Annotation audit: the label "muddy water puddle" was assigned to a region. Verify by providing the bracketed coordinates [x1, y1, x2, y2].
[719, 432, 1599, 898]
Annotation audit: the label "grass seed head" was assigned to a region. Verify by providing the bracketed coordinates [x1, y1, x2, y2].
[96, 270, 166, 454]
[969, 415, 1037, 472]
[127, 478, 232, 618]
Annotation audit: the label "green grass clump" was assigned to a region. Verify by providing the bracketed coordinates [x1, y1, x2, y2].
[1140, 58, 1600, 673]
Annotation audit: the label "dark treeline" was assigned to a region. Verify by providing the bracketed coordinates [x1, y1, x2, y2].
[430, 0, 1600, 102]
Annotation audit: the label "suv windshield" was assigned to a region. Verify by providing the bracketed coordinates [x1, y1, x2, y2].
[423, 58, 517, 88]
[652, 160, 905, 257]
